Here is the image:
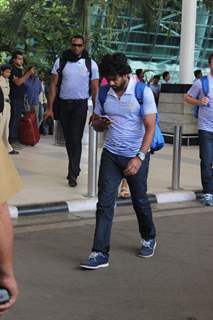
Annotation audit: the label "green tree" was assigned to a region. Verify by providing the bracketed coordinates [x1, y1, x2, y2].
[0, 0, 212, 68]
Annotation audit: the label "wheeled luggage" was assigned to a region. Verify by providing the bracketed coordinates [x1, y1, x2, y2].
[19, 112, 40, 146]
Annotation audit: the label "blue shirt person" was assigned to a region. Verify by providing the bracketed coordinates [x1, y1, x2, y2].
[24, 74, 42, 126]
[24, 74, 42, 106]
[80, 53, 157, 270]
[185, 53, 213, 206]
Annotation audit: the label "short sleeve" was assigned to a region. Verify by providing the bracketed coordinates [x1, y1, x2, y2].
[51, 58, 60, 75]
[143, 86, 157, 115]
[94, 92, 104, 116]
[187, 79, 202, 99]
[91, 60, 99, 80]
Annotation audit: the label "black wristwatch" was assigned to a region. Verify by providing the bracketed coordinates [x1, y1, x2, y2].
[136, 151, 146, 161]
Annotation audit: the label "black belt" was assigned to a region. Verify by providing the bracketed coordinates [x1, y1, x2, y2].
[60, 98, 87, 103]
[4, 98, 10, 103]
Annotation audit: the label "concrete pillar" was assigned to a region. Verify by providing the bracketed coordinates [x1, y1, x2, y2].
[179, 0, 197, 84]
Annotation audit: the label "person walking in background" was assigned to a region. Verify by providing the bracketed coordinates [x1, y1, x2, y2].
[194, 69, 203, 82]
[9, 51, 34, 148]
[45, 35, 99, 187]
[38, 70, 47, 125]
[162, 71, 171, 83]
[136, 68, 145, 82]
[0, 64, 18, 154]
[149, 75, 161, 106]
[185, 53, 213, 206]
[81, 53, 157, 269]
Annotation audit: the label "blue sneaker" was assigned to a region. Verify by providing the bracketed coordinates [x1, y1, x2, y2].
[200, 194, 213, 206]
[138, 239, 156, 258]
[80, 252, 109, 270]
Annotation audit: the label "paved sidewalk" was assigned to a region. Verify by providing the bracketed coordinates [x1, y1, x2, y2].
[9, 133, 201, 207]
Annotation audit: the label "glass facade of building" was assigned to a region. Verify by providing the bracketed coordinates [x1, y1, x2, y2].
[92, 1, 213, 82]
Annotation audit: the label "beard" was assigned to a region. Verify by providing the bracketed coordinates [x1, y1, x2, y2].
[111, 79, 129, 92]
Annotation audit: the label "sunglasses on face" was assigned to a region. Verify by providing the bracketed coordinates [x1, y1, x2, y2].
[71, 43, 83, 48]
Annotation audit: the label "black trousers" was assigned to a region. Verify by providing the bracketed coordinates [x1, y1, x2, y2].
[199, 130, 213, 194]
[9, 97, 23, 142]
[59, 99, 88, 180]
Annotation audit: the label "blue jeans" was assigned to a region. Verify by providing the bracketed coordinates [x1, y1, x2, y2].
[199, 130, 213, 194]
[92, 148, 156, 255]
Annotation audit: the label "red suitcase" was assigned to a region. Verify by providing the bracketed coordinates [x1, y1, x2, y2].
[19, 112, 40, 146]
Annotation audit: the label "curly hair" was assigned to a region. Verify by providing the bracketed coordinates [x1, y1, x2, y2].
[99, 53, 132, 78]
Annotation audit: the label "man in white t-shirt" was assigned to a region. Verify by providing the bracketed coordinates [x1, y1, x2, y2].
[45, 35, 99, 187]
[185, 53, 213, 206]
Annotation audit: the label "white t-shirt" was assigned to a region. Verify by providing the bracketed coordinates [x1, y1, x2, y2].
[187, 74, 213, 132]
[51, 58, 99, 100]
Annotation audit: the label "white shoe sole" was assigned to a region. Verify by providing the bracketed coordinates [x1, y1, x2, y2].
[138, 242, 157, 258]
[80, 262, 109, 270]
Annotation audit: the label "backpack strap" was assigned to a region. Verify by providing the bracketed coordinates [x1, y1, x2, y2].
[135, 81, 146, 105]
[85, 57, 92, 96]
[98, 84, 110, 113]
[134, 81, 147, 117]
[201, 75, 209, 96]
[56, 57, 67, 93]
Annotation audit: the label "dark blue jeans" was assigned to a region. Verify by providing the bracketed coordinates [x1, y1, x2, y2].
[92, 148, 156, 255]
[199, 130, 213, 194]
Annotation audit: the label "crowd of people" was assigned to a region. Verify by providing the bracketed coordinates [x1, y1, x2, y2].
[0, 33, 212, 313]
[0, 51, 49, 156]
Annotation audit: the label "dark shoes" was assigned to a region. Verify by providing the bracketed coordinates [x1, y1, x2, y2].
[68, 177, 77, 187]
[80, 252, 109, 270]
[9, 149, 19, 155]
[138, 239, 156, 258]
[67, 173, 78, 187]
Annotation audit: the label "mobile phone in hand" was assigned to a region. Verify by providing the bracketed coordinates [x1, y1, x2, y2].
[100, 115, 112, 122]
[0, 289, 10, 304]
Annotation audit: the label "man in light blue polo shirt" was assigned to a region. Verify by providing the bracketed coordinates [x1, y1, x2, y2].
[45, 35, 99, 187]
[80, 53, 157, 269]
[185, 53, 213, 206]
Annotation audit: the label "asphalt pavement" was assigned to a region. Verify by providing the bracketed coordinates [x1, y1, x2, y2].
[4, 202, 213, 320]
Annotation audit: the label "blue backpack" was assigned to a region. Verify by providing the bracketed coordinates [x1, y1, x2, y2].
[193, 76, 209, 118]
[98, 82, 165, 153]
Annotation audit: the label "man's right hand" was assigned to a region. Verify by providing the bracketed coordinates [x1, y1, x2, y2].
[199, 97, 209, 106]
[91, 114, 111, 132]
[26, 67, 35, 77]
[0, 275, 19, 316]
[44, 109, 54, 120]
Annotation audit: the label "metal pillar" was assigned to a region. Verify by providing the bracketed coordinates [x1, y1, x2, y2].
[88, 125, 98, 197]
[172, 126, 182, 190]
[179, 0, 197, 84]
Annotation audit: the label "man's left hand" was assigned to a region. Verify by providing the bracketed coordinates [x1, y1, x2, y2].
[123, 157, 142, 176]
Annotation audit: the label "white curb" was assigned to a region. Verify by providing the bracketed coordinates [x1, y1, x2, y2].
[156, 191, 196, 204]
[9, 206, 19, 219]
[66, 198, 98, 213]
